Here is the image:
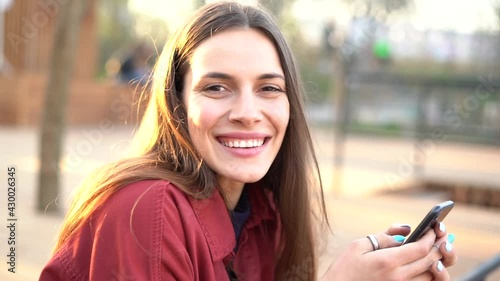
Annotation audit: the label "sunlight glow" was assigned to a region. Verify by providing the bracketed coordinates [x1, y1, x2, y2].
[412, 0, 498, 33]
[129, 0, 499, 39]
[128, 0, 194, 31]
[128, 0, 259, 31]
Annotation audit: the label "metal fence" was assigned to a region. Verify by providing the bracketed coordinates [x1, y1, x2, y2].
[344, 72, 500, 146]
[458, 254, 500, 281]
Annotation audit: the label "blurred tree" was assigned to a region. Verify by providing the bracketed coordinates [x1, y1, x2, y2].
[339, 0, 413, 64]
[259, 0, 333, 103]
[344, 0, 412, 19]
[260, 0, 335, 103]
[194, 0, 205, 9]
[259, 0, 285, 19]
[494, 0, 500, 65]
[97, 0, 135, 78]
[495, 0, 500, 23]
[327, 0, 413, 195]
[37, 1, 89, 213]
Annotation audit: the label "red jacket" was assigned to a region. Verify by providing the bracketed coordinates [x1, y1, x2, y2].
[39, 180, 281, 281]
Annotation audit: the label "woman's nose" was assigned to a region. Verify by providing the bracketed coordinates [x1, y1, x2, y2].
[228, 91, 263, 126]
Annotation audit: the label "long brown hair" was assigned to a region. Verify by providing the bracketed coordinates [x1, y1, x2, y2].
[54, 2, 328, 280]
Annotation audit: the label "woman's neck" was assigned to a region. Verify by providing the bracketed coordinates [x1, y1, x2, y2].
[217, 176, 245, 210]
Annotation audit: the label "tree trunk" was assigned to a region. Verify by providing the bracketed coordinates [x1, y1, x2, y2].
[37, 0, 88, 213]
[332, 48, 347, 197]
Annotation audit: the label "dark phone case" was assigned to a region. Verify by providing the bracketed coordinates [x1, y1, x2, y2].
[403, 200, 454, 244]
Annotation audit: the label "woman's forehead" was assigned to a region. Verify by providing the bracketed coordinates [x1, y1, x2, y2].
[188, 28, 284, 77]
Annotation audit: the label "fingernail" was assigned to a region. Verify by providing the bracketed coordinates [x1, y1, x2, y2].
[393, 235, 406, 243]
[437, 260, 444, 272]
[439, 222, 446, 232]
[445, 241, 453, 253]
[447, 233, 455, 244]
[396, 224, 411, 229]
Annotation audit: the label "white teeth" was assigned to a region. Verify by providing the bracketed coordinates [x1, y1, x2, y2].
[222, 139, 265, 148]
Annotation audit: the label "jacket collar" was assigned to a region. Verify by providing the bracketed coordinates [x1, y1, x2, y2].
[188, 185, 278, 262]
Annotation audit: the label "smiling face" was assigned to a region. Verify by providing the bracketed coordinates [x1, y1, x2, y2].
[182, 28, 290, 192]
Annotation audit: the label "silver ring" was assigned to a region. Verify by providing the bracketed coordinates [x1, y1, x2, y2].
[367, 234, 380, 251]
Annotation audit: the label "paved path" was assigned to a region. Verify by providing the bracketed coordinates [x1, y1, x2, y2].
[0, 126, 499, 280]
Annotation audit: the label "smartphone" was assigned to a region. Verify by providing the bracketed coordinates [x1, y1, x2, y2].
[403, 200, 454, 244]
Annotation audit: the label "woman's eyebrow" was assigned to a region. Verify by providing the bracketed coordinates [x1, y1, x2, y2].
[201, 72, 234, 80]
[200, 72, 285, 81]
[257, 73, 285, 81]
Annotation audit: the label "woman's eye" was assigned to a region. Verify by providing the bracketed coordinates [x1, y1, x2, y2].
[262, 86, 284, 93]
[205, 85, 226, 92]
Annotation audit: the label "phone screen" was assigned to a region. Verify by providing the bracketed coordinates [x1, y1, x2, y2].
[403, 200, 454, 244]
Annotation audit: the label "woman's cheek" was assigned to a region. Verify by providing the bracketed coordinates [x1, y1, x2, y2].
[273, 99, 290, 126]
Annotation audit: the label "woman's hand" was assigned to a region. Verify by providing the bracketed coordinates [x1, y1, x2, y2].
[426, 222, 458, 280]
[320, 224, 457, 281]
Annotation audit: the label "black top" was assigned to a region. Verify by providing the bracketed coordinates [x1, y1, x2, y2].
[227, 187, 252, 280]
[230, 187, 251, 252]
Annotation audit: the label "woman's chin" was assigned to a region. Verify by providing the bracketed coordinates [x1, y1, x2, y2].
[217, 172, 266, 187]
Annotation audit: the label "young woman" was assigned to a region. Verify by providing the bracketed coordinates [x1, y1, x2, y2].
[39, 2, 457, 280]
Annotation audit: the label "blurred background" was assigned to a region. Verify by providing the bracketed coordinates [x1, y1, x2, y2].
[0, 0, 499, 280]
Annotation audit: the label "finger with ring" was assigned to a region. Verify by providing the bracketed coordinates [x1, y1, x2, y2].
[367, 234, 380, 251]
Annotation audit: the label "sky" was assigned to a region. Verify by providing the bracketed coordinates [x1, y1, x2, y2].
[128, 0, 499, 40]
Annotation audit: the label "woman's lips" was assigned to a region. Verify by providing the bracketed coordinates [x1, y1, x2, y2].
[216, 134, 270, 157]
